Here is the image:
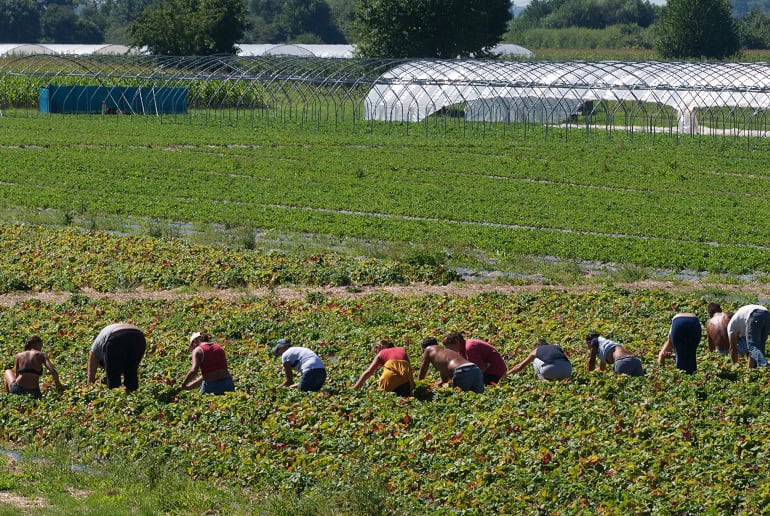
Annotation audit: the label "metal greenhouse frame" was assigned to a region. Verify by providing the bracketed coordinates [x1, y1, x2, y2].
[2, 54, 770, 139]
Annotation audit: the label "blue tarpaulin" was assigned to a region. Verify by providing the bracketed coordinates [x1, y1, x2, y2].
[39, 85, 187, 115]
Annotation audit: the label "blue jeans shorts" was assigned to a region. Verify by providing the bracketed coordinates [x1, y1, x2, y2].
[452, 364, 484, 393]
[200, 376, 235, 395]
[298, 368, 326, 392]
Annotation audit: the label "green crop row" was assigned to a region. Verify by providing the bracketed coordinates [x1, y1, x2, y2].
[0, 288, 768, 512]
[0, 73, 269, 109]
[2, 116, 770, 275]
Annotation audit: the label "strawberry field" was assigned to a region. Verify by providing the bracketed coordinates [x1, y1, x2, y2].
[1, 286, 770, 512]
[2, 114, 770, 511]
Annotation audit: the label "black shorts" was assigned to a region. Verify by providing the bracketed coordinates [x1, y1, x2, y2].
[103, 329, 146, 391]
[9, 382, 41, 398]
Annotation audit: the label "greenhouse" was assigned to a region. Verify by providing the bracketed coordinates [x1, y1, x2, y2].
[0, 44, 135, 56]
[1, 53, 770, 138]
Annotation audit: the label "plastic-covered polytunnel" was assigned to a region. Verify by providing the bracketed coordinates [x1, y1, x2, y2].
[3, 54, 770, 137]
[364, 60, 770, 135]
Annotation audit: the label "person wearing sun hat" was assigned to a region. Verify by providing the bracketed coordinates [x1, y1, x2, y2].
[181, 332, 234, 394]
[273, 338, 326, 392]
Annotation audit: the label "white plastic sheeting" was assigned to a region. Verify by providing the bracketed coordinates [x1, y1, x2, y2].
[0, 44, 134, 56]
[234, 44, 532, 59]
[364, 60, 770, 131]
[488, 44, 535, 58]
[1, 43, 534, 60]
[236, 44, 356, 58]
[0, 44, 54, 56]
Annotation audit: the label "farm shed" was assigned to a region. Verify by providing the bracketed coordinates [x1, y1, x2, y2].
[363, 60, 770, 133]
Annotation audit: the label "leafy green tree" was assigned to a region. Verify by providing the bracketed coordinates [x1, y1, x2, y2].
[512, 0, 657, 30]
[354, 0, 512, 57]
[732, 0, 770, 19]
[41, 4, 104, 43]
[88, 0, 154, 44]
[655, 0, 739, 59]
[246, 0, 345, 43]
[273, 0, 346, 43]
[739, 8, 770, 49]
[327, 0, 356, 41]
[249, 0, 282, 23]
[0, 0, 40, 42]
[129, 0, 248, 55]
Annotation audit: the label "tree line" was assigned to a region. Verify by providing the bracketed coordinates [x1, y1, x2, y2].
[2, 0, 770, 59]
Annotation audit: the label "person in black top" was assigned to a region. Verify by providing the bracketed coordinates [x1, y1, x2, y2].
[4, 335, 63, 398]
[507, 338, 572, 381]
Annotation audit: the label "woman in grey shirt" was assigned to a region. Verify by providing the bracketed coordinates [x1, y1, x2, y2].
[87, 323, 146, 392]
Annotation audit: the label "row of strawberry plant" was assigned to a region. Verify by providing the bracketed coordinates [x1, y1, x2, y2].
[0, 224, 457, 293]
[0, 288, 768, 512]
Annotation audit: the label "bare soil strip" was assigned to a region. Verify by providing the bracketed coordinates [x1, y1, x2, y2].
[1, 279, 769, 307]
[0, 492, 47, 509]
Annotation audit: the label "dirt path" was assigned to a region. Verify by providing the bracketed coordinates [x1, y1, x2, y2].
[1, 279, 768, 307]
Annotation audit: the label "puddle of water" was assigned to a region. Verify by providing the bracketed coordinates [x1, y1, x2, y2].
[2, 449, 92, 473]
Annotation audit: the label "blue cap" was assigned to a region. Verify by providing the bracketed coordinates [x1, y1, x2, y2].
[272, 338, 289, 357]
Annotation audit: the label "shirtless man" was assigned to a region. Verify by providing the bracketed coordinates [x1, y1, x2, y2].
[585, 332, 644, 376]
[706, 302, 733, 355]
[442, 332, 506, 385]
[418, 338, 484, 393]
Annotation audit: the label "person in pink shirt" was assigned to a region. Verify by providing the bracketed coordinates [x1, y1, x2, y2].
[443, 332, 506, 385]
[353, 339, 414, 397]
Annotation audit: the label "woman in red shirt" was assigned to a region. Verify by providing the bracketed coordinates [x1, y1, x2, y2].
[181, 332, 234, 394]
[353, 339, 414, 397]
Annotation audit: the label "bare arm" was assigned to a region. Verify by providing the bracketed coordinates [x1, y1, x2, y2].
[42, 354, 63, 391]
[658, 337, 673, 367]
[86, 352, 100, 385]
[417, 350, 431, 380]
[706, 323, 716, 352]
[586, 347, 597, 372]
[181, 348, 203, 390]
[279, 362, 294, 388]
[508, 350, 537, 375]
[729, 333, 739, 364]
[353, 356, 381, 389]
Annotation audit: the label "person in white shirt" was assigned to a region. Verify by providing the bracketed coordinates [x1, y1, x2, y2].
[272, 339, 326, 392]
[727, 304, 770, 368]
